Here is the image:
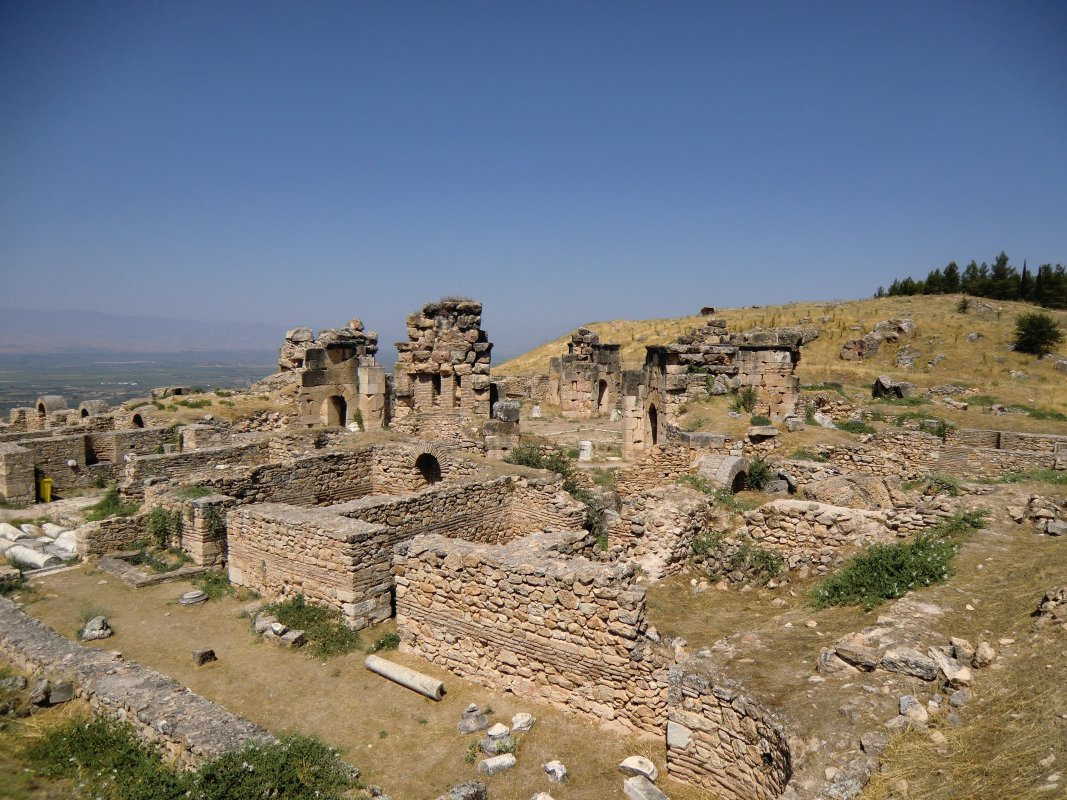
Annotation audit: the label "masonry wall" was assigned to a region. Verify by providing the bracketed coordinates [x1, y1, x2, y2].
[0, 443, 35, 505]
[122, 442, 270, 499]
[395, 531, 669, 735]
[609, 486, 710, 580]
[227, 503, 394, 629]
[0, 598, 274, 768]
[615, 427, 736, 497]
[813, 431, 942, 481]
[74, 513, 148, 556]
[742, 500, 897, 571]
[667, 658, 791, 800]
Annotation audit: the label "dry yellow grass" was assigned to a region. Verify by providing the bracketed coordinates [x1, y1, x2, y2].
[495, 295, 1067, 417]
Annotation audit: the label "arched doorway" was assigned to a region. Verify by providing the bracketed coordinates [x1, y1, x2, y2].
[416, 453, 442, 485]
[597, 379, 608, 413]
[325, 395, 347, 427]
[132, 413, 145, 428]
[81, 408, 90, 419]
[37, 403, 47, 421]
[648, 404, 659, 446]
[731, 470, 748, 492]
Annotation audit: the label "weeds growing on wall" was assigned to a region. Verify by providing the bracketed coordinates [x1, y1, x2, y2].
[84, 487, 139, 521]
[146, 507, 182, 549]
[789, 448, 827, 462]
[810, 511, 988, 610]
[745, 457, 773, 491]
[836, 420, 876, 435]
[368, 632, 400, 653]
[730, 386, 758, 413]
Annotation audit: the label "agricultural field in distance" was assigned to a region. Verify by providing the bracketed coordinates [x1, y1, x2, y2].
[0, 351, 276, 415]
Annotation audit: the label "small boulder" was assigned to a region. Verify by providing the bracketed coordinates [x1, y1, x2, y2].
[623, 775, 669, 800]
[477, 753, 516, 776]
[193, 648, 217, 666]
[543, 760, 568, 783]
[47, 681, 74, 705]
[510, 712, 535, 733]
[80, 615, 113, 641]
[458, 703, 489, 734]
[619, 755, 659, 782]
[179, 590, 208, 606]
[972, 641, 996, 668]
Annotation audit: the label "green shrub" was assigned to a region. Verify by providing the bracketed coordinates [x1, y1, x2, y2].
[810, 512, 986, 610]
[84, 487, 139, 521]
[352, 408, 365, 432]
[504, 445, 580, 494]
[745, 457, 773, 490]
[875, 395, 930, 406]
[146, 507, 182, 549]
[368, 632, 400, 653]
[1009, 405, 1067, 422]
[967, 394, 999, 406]
[730, 386, 759, 413]
[802, 382, 847, 396]
[956, 297, 970, 313]
[213, 389, 233, 398]
[691, 529, 724, 558]
[749, 415, 771, 426]
[1013, 311, 1063, 356]
[991, 469, 1067, 486]
[789, 449, 827, 462]
[261, 594, 362, 659]
[676, 474, 714, 494]
[174, 398, 212, 409]
[837, 420, 876, 435]
[128, 548, 187, 574]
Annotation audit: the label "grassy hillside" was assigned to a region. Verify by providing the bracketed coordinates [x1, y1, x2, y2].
[496, 295, 1067, 416]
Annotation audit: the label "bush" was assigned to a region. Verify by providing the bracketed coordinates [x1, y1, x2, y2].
[691, 529, 724, 558]
[957, 297, 970, 313]
[175, 485, 214, 500]
[84, 487, 139, 521]
[146, 507, 182, 549]
[745, 457, 773, 491]
[730, 386, 759, 413]
[789, 449, 827, 462]
[1013, 312, 1064, 356]
[810, 512, 986, 610]
[504, 445, 580, 494]
[261, 594, 362, 659]
[193, 570, 235, 601]
[749, 415, 771, 426]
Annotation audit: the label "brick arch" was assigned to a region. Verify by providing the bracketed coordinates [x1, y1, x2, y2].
[413, 442, 450, 485]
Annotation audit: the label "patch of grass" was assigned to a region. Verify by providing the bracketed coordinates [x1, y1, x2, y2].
[749, 414, 771, 426]
[810, 512, 987, 610]
[173, 398, 212, 409]
[712, 488, 762, 513]
[967, 394, 1000, 406]
[676, 474, 714, 494]
[128, 548, 188, 574]
[1008, 404, 1067, 422]
[985, 468, 1067, 486]
[174, 485, 214, 500]
[691, 529, 725, 558]
[727, 537, 785, 582]
[837, 420, 876, 435]
[874, 395, 931, 406]
[589, 468, 615, 489]
[77, 603, 110, 627]
[84, 487, 139, 521]
[0, 570, 26, 596]
[504, 445, 580, 494]
[192, 570, 235, 601]
[789, 449, 828, 462]
[902, 473, 963, 496]
[802, 382, 847, 396]
[23, 715, 359, 800]
[213, 389, 233, 397]
[261, 594, 362, 660]
[368, 632, 400, 653]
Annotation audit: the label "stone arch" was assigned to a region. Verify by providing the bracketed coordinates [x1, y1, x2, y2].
[694, 455, 750, 494]
[35, 395, 66, 422]
[413, 442, 449, 485]
[132, 413, 145, 428]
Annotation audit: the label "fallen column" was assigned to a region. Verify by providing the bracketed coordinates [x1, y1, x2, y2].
[364, 654, 444, 700]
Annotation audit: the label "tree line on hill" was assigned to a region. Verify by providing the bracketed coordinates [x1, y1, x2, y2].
[875, 252, 1067, 309]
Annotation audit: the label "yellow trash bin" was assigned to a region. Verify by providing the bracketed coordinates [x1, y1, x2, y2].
[39, 477, 53, 503]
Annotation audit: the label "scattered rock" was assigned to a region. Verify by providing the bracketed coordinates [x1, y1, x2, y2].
[510, 712, 535, 733]
[178, 590, 208, 606]
[949, 688, 972, 708]
[972, 641, 997, 668]
[880, 648, 939, 681]
[477, 753, 516, 776]
[79, 615, 113, 641]
[439, 781, 488, 800]
[193, 648, 217, 666]
[619, 755, 659, 782]
[459, 703, 489, 734]
[623, 775, 669, 800]
[860, 731, 888, 756]
[543, 760, 568, 783]
[46, 681, 74, 705]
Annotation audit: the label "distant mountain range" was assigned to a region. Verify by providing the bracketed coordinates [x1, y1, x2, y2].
[0, 308, 279, 354]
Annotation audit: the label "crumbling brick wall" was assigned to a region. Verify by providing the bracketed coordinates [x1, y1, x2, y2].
[395, 531, 669, 735]
[609, 486, 711, 580]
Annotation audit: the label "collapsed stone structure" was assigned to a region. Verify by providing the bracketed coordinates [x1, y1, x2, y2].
[620, 319, 814, 458]
[392, 299, 493, 447]
[549, 328, 622, 418]
[279, 321, 388, 429]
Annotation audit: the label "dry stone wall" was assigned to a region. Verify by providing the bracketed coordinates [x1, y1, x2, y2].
[395, 531, 669, 735]
[122, 442, 270, 499]
[550, 328, 622, 418]
[667, 657, 791, 800]
[609, 486, 710, 580]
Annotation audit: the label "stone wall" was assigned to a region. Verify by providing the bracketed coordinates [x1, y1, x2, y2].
[74, 513, 147, 556]
[227, 503, 394, 629]
[609, 486, 710, 580]
[813, 431, 942, 481]
[667, 657, 791, 800]
[0, 442, 35, 505]
[492, 375, 559, 406]
[615, 427, 736, 497]
[395, 531, 669, 735]
[742, 500, 897, 571]
[122, 442, 270, 499]
[0, 598, 274, 768]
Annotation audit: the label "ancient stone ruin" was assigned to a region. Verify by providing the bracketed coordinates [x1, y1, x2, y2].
[549, 327, 622, 418]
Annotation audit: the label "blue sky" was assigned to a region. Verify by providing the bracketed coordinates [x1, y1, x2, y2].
[1, 1, 1065, 360]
